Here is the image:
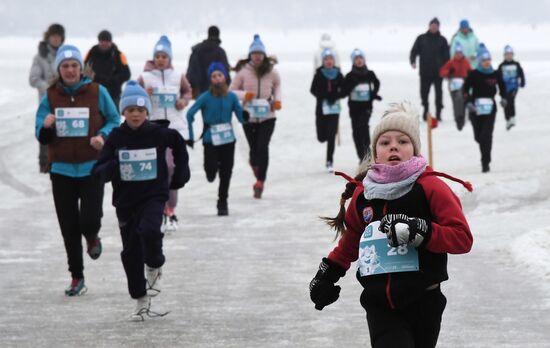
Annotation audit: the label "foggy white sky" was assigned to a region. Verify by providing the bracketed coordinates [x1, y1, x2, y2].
[1, 0, 549, 37]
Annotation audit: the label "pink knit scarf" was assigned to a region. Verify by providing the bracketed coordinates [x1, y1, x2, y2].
[367, 156, 428, 184]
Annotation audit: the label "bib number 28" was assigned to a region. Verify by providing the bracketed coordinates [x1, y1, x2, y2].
[387, 245, 409, 256]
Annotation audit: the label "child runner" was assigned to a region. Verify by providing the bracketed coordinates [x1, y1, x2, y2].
[439, 43, 472, 130]
[464, 47, 506, 173]
[344, 48, 381, 162]
[497, 45, 525, 130]
[309, 101, 473, 348]
[93, 81, 190, 321]
[230, 34, 282, 199]
[35, 44, 119, 296]
[138, 35, 192, 232]
[187, 62, 246, 216]
[310, 48, 345, 172]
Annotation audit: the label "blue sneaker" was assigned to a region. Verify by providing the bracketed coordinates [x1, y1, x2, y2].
[65, 277, 87, 296]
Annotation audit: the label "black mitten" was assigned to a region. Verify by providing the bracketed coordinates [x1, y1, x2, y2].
[309, 258, 346, 310]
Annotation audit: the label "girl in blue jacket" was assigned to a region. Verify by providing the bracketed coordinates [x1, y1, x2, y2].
[187, 62, 245, 216]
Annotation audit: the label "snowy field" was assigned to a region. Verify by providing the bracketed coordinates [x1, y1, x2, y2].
[1, 25, 550, 347]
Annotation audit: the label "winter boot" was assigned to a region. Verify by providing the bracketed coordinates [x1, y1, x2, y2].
[65, 277, 87, 296]
[482, 163, 490, 173]
[165, 215, 178, 233]
[86, 237, 102, 260]
[146, 266, 162, 297]
[217, 199, 229, 216]
[129, 295, 150, 322]
[253, 180, 264, 199]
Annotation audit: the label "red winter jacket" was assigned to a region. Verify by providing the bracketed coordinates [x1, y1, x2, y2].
[439, 57, 472, 79]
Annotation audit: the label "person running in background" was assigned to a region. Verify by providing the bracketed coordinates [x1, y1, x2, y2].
[138, 35, 192, 233]
[497, 45, 525, 130]
[84, 29, 131, 107]
[409, 17, 449, 121]
[29, 23, 65, 173]
[314, 33, 340, 70]
[186, 25, 232, 99]
[439, 43, 472, 130]
[450, 19, 480, 68]
[35, 44, 120, 296]
[310, 48, 345, 173]
[93, 81, 190, 321]
[344, 48, 381, 162]
[187, 63, 246, 216]
[230, 34, 282, 199]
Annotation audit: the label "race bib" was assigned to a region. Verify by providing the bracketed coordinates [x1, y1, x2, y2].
[502, 65, 518, 80]
[152, 86, 178, 109]
[449, 78, 464, 92]
[55, 107, 90, 137]
[350, 84, 371, 101]
[246, 99, 270, 118]
[119, 148, 157, 181]
[357, 221, 419, 277]
[475, 98, 494, 116]
[322, 100, 341, 115]
[210, 123, 235, 146]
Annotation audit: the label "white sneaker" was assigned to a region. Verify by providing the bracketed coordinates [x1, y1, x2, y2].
[129, 295, 150, 322]
[146, 266, 162, 297]
[326, 161, 334, 173]
[160, 214, 168, 233]
[164, 215, 178, 233]
[506, 117, 516, 130]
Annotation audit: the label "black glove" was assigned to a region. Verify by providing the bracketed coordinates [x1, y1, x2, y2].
[309, 258, 345, 311]
[379, 214, 431, 248]
[185, 139, 194, 149]
[500, 98, 508, 108]
[373, 94, 383, 101]
[242, 110, 250, 123]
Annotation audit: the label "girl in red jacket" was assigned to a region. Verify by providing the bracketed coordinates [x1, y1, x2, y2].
[309, 101, 473, 348]
[439, 43, 472, 130]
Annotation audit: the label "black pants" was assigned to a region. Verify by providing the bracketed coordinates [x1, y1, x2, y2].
[504, 90, 517, 120]
[204, 141, 235, 201]
[469, 110, 496, 167]
[50, 173, 104, 279]
[420, 75, 443, 119]
[450, 90, 466, 130]
[243, 119, 276, 182]
[350, 108, 372, 161]
[39, 144, 48, 170]
[316, 114, 339, 163]
[117, 200, 165, 299]
[361, 287, 447, 348]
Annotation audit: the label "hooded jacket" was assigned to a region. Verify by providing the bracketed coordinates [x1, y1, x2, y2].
[29, 41, 59, 100]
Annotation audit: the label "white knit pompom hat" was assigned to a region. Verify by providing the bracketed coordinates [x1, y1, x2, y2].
[371, 101, 421, 160]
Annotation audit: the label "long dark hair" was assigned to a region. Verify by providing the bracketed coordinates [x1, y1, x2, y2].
[234, 55, 278, 77]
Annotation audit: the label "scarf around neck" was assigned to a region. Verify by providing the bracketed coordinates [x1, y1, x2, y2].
[363, 156, 428, 200]
[476, 64, 494, 74]
[321, 67, 339, 80]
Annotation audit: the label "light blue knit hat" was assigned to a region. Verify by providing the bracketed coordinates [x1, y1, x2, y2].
[249, 34, 266, 54]
[55, 44, 83, 70]
[154, 35, 173, 60]
[119, 80, 152, 115]
[350, 48, 365, 62]
[504, 45, 514, 54]
[321, 48, 334, 60]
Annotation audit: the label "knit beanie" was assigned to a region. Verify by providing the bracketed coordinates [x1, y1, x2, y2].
[55, 44, 83, 70]
[208, 25, 220, 39]
[119, 80, 152, 115]
[371, 101, 421, 159]
[350, 48, 365, 62]
[154, 35, 173, 60]
[429, 17, 440, 26]
[321, 48, 334, 60]
[98, 30, 112, 42]
[207, 62, 228, 79]
[249, 34, 266, 55]
[460, 19, 470, 29]
[454, 42, 464, 54]
[504, 44, 514, 54]
[477, 43, 491, 61]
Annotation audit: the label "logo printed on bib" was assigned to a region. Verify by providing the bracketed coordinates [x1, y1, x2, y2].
[363, 207, 374, 224]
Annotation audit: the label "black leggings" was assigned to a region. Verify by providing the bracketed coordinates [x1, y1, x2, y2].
[203, 141, 235, 201]
[243, 119, 276, 182]
[316, 114, 339, 163]
[503, 90, 517, 120]
[469, 110, 496, 166]
[361, 287, 447, 348]
[350, 108, 372, 161]
[50, 173, 104, 279]
[420, 75, 443, 118]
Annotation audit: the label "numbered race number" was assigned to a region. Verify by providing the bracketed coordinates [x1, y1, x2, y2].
[502, 65, 518, 81]
[357, 221, 419, 277]
[246, 99, 270, 119]
[119, 148, 158, 181]
[449, 78, 464, 92]
[55, 107, 90, 137]
[350, 84, 371, 101]
[475, 98, 494, 116]
[322, 100, 341, 115]
[210, 123, 235, 146]
[152, 86, 178, 109]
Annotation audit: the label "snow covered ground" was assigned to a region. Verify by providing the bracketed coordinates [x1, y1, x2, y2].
[1, 25, 549, 347]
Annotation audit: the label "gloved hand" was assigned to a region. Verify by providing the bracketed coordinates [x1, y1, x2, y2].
[273, 100, 282, 110]
[185, 139, 194, 149]
[373, 94, 383, 101]
[244, 91, 256, 102]
[309, 258, 345, 311]
[379, 214, 431, 248]
[500, 98, 508, 108]
[466, 102, 477, 113]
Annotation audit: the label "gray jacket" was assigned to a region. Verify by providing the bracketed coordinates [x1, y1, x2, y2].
[29, 41, 58, 100]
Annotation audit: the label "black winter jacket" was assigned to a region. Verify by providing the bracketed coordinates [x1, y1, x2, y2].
[410, 31, 450, 77]
[344, 65, 380, 112]
[84, 44, 131, 101]
[186, 38, 231, 95]
[310, 67, 346, 116]
[463, 69, 506, 105]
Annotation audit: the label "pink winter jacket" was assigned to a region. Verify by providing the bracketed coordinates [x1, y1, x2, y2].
[230, 63, 282, 122]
